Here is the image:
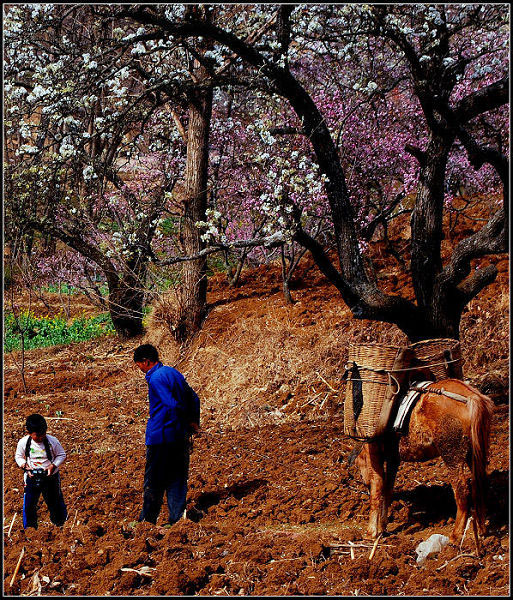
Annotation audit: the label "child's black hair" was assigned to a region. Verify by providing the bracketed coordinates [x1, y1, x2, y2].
[26, 413, 48, 434]
[133, 344, 159, 363]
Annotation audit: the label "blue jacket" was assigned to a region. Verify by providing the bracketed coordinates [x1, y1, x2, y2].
[144, 362, 200, 445]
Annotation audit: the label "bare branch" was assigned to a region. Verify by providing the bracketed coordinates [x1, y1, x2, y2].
[269, 126, 302, 136]
[454, 76, 509, 123]
[440, 207, 506, 290]
[458, 264, 498, 305]
[404, 144, 427, 167]
[152, 232, 286, 266]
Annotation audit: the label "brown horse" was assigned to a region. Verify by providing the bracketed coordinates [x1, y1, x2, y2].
[355, 379, 494, 543]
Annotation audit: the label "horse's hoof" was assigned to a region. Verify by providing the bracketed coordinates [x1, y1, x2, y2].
[362, 532, 384, 542]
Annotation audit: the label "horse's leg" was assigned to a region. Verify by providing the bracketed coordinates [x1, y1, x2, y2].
[366, 441, 388, 539]
[355, 443, 371, 487]
[466, 455, 488, 537]
[437, 415, 472, 544]
[447, 465, 471, 544]
[384, 438, 400, 527]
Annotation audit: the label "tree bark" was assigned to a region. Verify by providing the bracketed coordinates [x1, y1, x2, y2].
[229, 254, 246, 288]
[410, 132, 453, 310]
[106, 263, 147, 338]
[175, 83, 213, 341]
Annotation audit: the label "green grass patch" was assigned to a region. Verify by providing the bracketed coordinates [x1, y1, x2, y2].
[4, 311, 115, 352]
[41, 283, 78, 294]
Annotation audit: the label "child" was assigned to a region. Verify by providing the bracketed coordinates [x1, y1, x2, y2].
[15, 414, 68, 529]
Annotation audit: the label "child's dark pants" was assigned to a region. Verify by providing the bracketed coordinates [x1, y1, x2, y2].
[139, 441, 190, 525]
[23, 472, 68, 529]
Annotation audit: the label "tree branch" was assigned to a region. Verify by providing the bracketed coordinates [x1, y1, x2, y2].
[458, 264, 498, 305]
[292, 224, 423, 338]
[360, 192, 406, 240]
[404, 144, 427, 166]
[268, 126, 302, 136]
[439, 207, 506, 290]
[276, 5, 293, 64]
[454, 76, 509, 122]
[152, 232, 286, 266]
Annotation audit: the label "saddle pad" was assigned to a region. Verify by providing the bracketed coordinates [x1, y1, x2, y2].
[393, 381, 432, 432]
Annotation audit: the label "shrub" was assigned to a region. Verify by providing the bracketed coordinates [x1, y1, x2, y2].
[4, 311, 115, 352]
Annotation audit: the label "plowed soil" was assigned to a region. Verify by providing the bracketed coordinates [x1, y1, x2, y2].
[3, 243, 510, 596]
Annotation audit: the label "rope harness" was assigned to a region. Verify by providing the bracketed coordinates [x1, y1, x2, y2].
[341, 356, 462, 379]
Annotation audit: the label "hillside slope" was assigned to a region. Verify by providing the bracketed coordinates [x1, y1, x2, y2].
[3, 240, 509, 596]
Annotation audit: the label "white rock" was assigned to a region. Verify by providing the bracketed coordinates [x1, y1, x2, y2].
[415, 534, 450, 565]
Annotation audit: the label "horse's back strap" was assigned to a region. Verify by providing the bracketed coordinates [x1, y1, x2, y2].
[409, 385, 469, 404]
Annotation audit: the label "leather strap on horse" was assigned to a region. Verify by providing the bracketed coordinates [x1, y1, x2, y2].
[350, 363, 364, 423]
[347, 441, 366, 466]
[409, 385, 469, 404]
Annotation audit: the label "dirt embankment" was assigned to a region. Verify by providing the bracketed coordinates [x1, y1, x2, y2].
[3, 234, 509, 596]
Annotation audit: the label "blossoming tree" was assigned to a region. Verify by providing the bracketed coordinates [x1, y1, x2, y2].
[120, 4, 508, 341]
[4, 4, 509, 342]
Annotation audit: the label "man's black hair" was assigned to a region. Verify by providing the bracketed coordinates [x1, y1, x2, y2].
[26, 413, 48, 434]
[134, 344, 159, 363]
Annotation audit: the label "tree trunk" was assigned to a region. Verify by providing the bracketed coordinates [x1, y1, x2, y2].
[280, 246, 294, 304]
[175, 83, 213, 341]
[108, 288, 144, 338]
[410, 132, 453, 311]
[406, 131, 471, 341]
[229, 254, 246, 288]
[104, 257, 148, 338]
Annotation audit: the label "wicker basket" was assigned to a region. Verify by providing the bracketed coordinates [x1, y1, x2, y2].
[410, 338, 463, 380]
[343, 343, 414, 439]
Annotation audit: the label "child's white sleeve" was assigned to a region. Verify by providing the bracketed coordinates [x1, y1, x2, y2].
[50, 437, 66, 468]
[15, 437, 27, 468]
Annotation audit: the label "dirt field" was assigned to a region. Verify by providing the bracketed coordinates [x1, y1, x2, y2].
[3, 249, 509, 596]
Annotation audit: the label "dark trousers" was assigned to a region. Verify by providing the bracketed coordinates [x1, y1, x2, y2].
[139, 441, 190, 525]
[23, 472, 68, 529]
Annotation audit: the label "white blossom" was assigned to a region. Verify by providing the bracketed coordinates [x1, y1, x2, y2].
[59, 142, 76, 159]
[131, 42, 147, 55]
[82, 165, 96, 180]
[16, 144, 38, 155]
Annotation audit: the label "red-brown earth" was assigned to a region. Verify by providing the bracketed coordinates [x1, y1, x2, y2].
[3, 216, 510, 596]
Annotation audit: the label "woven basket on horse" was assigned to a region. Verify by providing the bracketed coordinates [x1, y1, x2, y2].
[343, 343, 415, 440]
[410, 338, 463, 380]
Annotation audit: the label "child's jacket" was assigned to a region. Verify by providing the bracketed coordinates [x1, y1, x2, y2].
[15, 434, 66, 473]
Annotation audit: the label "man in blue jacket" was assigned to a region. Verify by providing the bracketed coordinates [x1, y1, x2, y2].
[134, 344, 200, 525]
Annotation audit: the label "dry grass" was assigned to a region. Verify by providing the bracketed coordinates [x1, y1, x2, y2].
[144, 287, 412, 430]
[141, 254, 508, 432]
[460, 280, 509, 398]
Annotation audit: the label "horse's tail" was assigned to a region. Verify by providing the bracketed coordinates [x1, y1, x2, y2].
[466, 383, 494, 531]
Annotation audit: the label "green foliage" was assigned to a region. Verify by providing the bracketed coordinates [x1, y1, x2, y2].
[159, 216, 180, 236]
[4, 264, 13, 290]
[206, 254, 231, 276]
[4, 311, 115, 352]
[42, 283, 78, 294]
[141, 305, 152, 328]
